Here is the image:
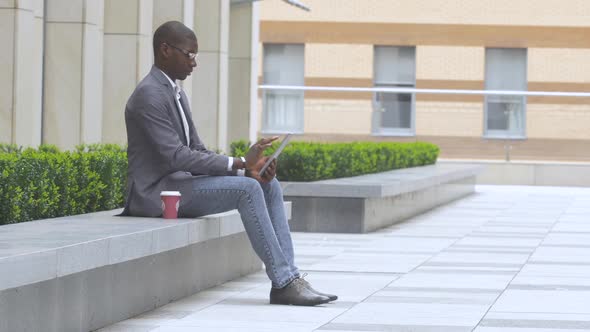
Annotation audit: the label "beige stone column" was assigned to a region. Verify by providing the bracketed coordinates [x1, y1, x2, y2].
[43, 0, 104, 150]
[228, 0, 259, 145]
[0, 3, 13, 144]
[102, 0, 153, 145]
[192, 0, 229, 152]
[0, 0, 44, 146]
[152, 0, 194, 103]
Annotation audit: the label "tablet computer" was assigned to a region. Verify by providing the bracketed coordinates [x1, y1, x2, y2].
[259, 134, 293, 175]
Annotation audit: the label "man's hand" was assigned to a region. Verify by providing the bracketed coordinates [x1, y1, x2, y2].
[248, 157, 276, 183]
[245, 137, 278, 170]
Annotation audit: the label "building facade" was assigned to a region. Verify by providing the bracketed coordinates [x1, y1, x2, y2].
[1, 0, 259, 152]
[258, 0, 590, 161]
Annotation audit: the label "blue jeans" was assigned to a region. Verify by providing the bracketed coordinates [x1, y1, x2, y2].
[178, 176, 300, 288]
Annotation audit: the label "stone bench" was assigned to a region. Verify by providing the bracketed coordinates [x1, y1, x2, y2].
[282, 164, 481, 233]
[0, 204, 291, 332]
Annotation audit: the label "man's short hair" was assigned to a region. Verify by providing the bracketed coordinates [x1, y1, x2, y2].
[153, 21, 197, 56]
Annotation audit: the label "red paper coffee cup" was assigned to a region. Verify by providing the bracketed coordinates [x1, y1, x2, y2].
[160, 191, 181, 219]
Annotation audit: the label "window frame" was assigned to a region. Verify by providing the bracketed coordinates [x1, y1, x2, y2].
[483, 48, 528, 140]
[261, 43, 305, 134]
[371, 45, 417, 137]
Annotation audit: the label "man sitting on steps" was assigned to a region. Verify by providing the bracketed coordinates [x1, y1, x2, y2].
[121, 20, 337, 306]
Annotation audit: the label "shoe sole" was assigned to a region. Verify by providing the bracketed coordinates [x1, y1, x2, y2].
[270, 298, 332, 306]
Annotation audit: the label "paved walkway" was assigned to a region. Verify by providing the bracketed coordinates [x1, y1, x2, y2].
[99, 185, 590, 332]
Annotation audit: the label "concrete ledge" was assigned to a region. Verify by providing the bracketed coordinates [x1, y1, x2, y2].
[0, 204, 291, 332]
[439, 159, 590, 187]
[283, 164, 481, 233]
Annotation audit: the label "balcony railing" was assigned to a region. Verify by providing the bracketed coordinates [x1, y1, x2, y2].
[259, 85, 590, 161]
[260, 84, 590, 97]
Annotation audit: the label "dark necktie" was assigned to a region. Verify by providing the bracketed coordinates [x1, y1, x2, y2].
[174, 86, 190, 145]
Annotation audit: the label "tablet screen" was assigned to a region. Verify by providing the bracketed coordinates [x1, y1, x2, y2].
[260, 134, 292, 175]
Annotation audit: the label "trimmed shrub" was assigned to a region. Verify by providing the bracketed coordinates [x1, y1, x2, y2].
[0, 140, 438, 224]
[231, 140, 439, 182]
[0, 144, 127, 225]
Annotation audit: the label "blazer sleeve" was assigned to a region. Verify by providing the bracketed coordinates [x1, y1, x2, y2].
[127, 88, 229, 176]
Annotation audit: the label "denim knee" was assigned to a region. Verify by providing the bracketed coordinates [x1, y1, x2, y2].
[270, 178, 283, 195]
[240, 176, 264, 198]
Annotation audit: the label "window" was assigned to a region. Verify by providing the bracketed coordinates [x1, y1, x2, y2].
[485, 48, 527, 138]
[262, 44, 304, 133]
[372, 46, 416, 136]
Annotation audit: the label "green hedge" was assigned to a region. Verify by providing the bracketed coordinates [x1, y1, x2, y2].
[0, 140, 438, 224]
[230, 140, 439, 182]
[0, 144, 127, 225]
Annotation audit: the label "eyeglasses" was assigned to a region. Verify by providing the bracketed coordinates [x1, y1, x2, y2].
[165, 43, 198, 60]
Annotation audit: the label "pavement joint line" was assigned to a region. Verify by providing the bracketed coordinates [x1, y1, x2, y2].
[299, 269, 402, 276]
[470, 191, 571, 330]
[95, 186, 590, 331]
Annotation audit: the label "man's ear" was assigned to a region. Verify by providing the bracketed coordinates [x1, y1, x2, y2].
[160, 43, 170, 59]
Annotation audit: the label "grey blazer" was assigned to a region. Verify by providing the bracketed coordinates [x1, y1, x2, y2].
[121, 65, 231, 217]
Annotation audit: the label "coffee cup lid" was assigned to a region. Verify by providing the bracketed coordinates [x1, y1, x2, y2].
[160, 191, 181, 196]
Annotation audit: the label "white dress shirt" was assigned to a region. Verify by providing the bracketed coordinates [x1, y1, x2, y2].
[159, 70, 190, 146]
[159, 70, 240, 173]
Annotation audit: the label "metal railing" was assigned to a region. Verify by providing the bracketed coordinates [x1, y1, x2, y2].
[259, 85, 590, 161]
[259, 85, 590, 97]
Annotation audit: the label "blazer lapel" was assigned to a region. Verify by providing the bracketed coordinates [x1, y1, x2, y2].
[178, 91, 191, 120]
[170, 96, 187, 144]
[149, 66, 190, 145]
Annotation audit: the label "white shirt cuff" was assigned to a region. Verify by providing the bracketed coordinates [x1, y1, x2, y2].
[236, 157, 246, 176]
[227, 157, 233, 171]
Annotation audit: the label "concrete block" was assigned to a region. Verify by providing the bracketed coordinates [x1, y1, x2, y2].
[284, 201, 292, 220]
[0, 250, 57, 291]
[85, 267, 114, 331]
[152, 0, 183, 30]
[109, 255, 159, 322]
[102, 34, 139, 144]
[13, 6, 43, 147]
[188, 218, 220, 244]
[0, 9, 14, 144]
[478, 162, 536, 185]
[57, 238, 109, 277]
[55, 273, 87, 332]
[0, 279, 59, 332]
[0, 231, 263, 331]
[440, 160, 590, 188]
[192, 52, 223, 147]
[535, 163, 590, 187]
[104, 0, 139, 33]
[84, 0, 104, 26]
[43, 23, 83, 149]
[0, 201, 292, 330]
[194, 0, 228, 52]
[45, 0, 84, 22]
[285, 164, 480, 233]
[287, 197, 364, 233]
[32, 0, 44, 17]
[363, 176, 475, 232]
[217, 210, 246, 237]
[0, 1, 15, 8]
[138, 0, 153, 36]
[81, 23, 104, 144]
[152, 223, 190, 254]
[228, 58, 253, 143]
[108, 230, 153, 265]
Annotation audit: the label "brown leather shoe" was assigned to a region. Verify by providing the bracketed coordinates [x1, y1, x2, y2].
[299, 276, 338, 302]
[270, 278, 331, 306]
